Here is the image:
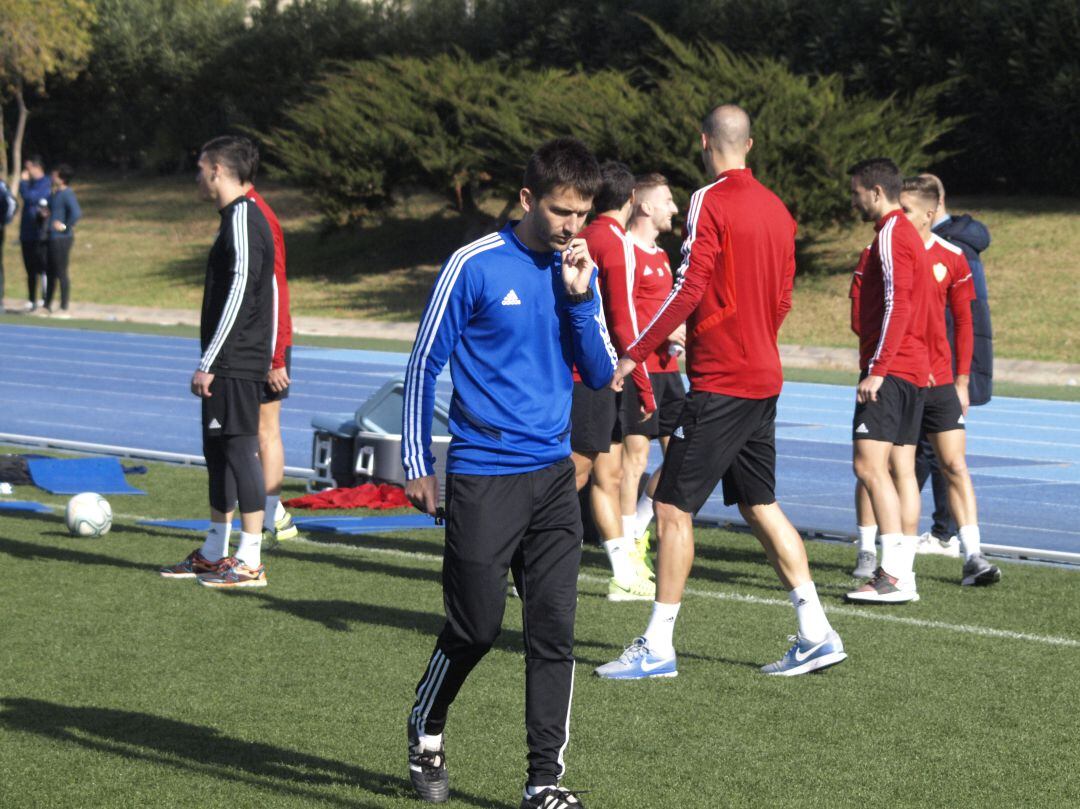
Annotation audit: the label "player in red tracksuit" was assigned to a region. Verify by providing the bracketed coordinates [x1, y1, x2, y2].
[572, 162, 655, 601]
[845, 158, 934, 605]
[618, 173, 686, 571]
[596, 105, 845, 680]
[243, 179, 297, 543]
[850, 176, 1000, 587]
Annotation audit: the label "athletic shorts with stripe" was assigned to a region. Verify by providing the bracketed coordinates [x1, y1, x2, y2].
[570, 381, 620, 453]
[620, 371, 686, 438]
[921, 383, 965, 434]
[852, 372, 926, 445]
[408, 458, 581, 787]
[655, 391, 778, 514]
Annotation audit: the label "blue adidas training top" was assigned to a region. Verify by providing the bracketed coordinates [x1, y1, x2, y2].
[402, 222, 617, 479]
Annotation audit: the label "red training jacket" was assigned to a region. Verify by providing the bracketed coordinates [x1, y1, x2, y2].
[925, 234, 975, 385]
[627, 168, 795, 399]
[579, 214, 655, 412]
[629, 238, 679, 374]
[246, 188, 293, 370]
[857, 209, 931, 386]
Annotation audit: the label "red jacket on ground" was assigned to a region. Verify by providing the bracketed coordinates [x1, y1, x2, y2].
[246, 188, 293, 370]
[857, 209, 932, 387]
[580, 214, 655, 412]
[626, 168, 795, 400]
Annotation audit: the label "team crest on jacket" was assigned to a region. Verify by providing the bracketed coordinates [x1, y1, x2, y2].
[932, 262, 948, 283]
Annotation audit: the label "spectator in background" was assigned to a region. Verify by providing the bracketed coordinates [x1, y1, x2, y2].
[44, 164, 82, 318]
[0, 177, 18, 305]
[912, 174, 994, 555]
[19, 156, 51, 312]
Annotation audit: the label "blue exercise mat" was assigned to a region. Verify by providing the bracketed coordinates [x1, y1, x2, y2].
[0, 501, 53, 514]
[293, 514, 440, 534]
[137, 514, 439, 534]
[27, 457, 146, 495]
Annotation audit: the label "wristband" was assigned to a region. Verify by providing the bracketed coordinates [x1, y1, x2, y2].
[565, 287, 594, 305]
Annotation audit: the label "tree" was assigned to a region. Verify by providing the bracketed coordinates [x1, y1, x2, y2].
[0, 0, 95, 184]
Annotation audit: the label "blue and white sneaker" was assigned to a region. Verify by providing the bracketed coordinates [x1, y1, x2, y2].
[594, 637, 677, 680]
[760, 631, 847, 676]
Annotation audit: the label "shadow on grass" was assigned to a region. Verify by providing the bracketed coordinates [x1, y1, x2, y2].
[0, 697, 513, 809]
[0, 535, 159, 572]
[224, 592, 619, 668]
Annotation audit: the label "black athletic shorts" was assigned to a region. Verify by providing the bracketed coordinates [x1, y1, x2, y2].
[922, 383, 965, 434]
[203, 376, 262, 437]
[570, 381, 620, 453]
[852, 373, 925, 445]
[621, 371, 686, 439]
[655, 391, 778, 514]
[261, 346, 292, 404]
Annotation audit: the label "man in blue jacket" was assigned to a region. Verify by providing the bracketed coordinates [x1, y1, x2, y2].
[915, 174, 994, 554]
[401, 137, 616, 809]
[18, 156, 52, 311]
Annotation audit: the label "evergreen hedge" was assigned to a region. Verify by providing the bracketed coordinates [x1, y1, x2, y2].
[267, 28, 952, 234]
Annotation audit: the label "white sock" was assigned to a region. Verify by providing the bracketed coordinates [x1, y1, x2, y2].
[958, 525, 981, 559]
[621, 515, 638, 545]
[643, 601, 681, 657]
[604, 537, 636, 581]
[635, 493, 654, 536]
[879, 533, 906, 579]
[883, 535, 918, 580]
[789, 582, 831, 643]
[235, 531, 263, 568]
[420, 732, 443, 752]
[264, 495, 281, 530]
[857, 525, 878, 554]
[199, 522, 230, 562]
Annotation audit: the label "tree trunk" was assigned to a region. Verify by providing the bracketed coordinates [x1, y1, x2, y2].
[11, 83, 29, 188]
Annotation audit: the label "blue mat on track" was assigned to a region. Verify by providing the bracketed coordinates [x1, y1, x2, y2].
[27, 457, 146, 495]
[0, 501, 52, 514]
[137, 514, 439, 534]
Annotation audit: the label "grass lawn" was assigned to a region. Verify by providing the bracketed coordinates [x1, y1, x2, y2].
[3, 172, 1076, 363]
[2, 452, 1079, 807]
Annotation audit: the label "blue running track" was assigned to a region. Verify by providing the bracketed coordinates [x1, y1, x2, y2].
[2, 323, 1078, 555]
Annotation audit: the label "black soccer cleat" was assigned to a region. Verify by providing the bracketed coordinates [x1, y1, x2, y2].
[521, 786, 585, 809]
[408, 726, 449, 803]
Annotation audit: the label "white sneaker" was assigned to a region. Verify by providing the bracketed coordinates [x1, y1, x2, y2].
[915, 532, 960, 557]
[845, 567, 919, 604]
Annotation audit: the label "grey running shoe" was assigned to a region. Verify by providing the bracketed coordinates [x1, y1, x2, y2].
[961, 554, 1002, 587]
[521, 786, 585, 808]
[852, 550, 877, 578]
[408, 725, 449, 803]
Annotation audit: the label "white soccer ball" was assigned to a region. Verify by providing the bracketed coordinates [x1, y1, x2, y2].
[65, 492, 113, 537]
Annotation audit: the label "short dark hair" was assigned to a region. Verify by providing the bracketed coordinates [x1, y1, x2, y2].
[592, 161, 636, 213]
[54, 164, 75, 184]
[26, 155, 45, 169]
[848, 158, 902, 201]
[901, 175, 939, 207]
[200, 135, 260, 184]
[523, 138, 602, 202]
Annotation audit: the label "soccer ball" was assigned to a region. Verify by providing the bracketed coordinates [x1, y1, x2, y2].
[65, 492, 113, 537]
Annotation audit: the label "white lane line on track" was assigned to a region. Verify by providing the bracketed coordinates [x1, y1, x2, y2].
[287, 536, 1080, 649]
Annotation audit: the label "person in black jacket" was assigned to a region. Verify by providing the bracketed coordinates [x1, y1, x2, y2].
[914, 174, 994, 554]
[159, 136, 275, 589]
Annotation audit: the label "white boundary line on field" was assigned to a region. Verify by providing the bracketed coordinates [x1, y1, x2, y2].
[290, 536, 1080, 650]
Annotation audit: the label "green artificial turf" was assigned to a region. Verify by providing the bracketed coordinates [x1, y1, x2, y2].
[1, 456, 1078, 808]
